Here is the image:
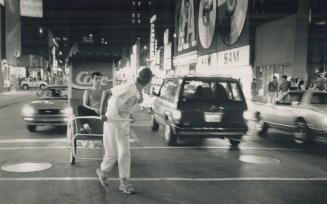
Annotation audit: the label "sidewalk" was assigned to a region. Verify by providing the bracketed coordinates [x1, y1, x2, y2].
[0, 90, 37, 109]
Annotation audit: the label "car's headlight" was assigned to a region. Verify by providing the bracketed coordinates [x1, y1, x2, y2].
[22, 106, 36, 116]
[322, 117, 327, 125]
[243, 111, 252, 120]
[60, 107, 73, 115]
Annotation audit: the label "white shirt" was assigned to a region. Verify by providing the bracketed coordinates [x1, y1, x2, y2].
[105, 82, 139, 120]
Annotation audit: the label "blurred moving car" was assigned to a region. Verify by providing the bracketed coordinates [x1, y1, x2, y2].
[20, 77, 47, 90]
[255, 90, 327, 144]
[22, 85, 71, 132]
[150, 76, 249, 146]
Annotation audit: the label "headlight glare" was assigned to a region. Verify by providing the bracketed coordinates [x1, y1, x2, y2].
[22, 106, 35, 116]
[61, 107, 73, 115]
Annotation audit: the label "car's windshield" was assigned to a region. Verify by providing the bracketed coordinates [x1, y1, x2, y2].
[311, 92, 327, 105]
[41, 87, 68, 99]
[182, 80, 244, 102]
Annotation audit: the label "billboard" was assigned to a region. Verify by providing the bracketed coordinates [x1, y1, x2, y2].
[176, 0, 199, 54]
[175, 0, 249, 57]
[20, 0, 43, 18]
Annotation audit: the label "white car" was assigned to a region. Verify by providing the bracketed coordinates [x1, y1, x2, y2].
[255, 90, 327, 144]
[22, 85, 70, 132]
[20, 77, 47, 90]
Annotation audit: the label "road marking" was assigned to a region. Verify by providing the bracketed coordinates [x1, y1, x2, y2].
[131, 121, 150, 127]
[0, 138, 67, 143]
[0, 146, 306, 151]
[0, 177, 326, 182]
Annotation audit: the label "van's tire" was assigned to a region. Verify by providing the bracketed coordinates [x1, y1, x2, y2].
[229, 138, 240, 147]
[27, 125, 36, 132]
[164, 122, 177, 146]
[151, 115, 159, 131]
[39, 84, 46, 89]
[22, 84, 29, 90]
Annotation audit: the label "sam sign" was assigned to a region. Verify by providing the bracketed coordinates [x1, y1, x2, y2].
[218, 45, 250, 68]
[20, 0, 43, 18]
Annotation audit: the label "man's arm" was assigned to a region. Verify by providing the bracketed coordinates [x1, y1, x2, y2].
[100, 89, 112, 121]
[83, 90, 95, 110]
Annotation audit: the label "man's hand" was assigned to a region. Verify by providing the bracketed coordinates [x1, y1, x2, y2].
[93, 108, 100, 115]
[100, 114, 107, 122]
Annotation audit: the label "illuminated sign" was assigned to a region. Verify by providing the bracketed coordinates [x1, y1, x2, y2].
[198, 0, 216, 49]
[178, 0, 197, 51]
[72, 71, 112, 89]
[20, 0, 43, 18]
[217, 45, 250, 68]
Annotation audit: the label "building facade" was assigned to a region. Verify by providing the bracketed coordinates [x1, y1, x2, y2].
[173, 0, 327, 101]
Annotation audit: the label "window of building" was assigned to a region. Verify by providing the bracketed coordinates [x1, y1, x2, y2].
[138, 1, 141, 6]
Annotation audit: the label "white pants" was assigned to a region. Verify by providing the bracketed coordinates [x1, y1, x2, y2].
[100, 120, 130, 178]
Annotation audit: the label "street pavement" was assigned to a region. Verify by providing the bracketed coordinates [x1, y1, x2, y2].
[0, 93, 326, 204]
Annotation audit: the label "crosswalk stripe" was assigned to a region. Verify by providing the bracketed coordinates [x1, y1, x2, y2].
[0, 177, 326, 181]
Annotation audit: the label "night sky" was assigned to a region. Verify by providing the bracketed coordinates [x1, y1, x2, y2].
[44, 0, 138, 52]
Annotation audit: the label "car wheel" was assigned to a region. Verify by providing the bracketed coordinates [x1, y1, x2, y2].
[164, 122, 177, 146]
[151, 115, 159, 131]
[27, 125, 36, 132]
[294, 119, 311, 145]
[255, 113, 268, 137]
[23, 84, 29, 90]
[39, 84, 46, 89]
[229, 138, 240, 147]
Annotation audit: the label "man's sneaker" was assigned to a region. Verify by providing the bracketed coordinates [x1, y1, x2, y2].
[119, 184, 135, 194]
[96, 168, 109, 188]
[80, 123, 92, 134]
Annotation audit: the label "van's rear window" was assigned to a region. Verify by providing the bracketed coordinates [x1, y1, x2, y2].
[182, 80, 244, 102]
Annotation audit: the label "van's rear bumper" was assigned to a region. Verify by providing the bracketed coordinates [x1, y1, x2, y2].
[171, 124, 248, 139]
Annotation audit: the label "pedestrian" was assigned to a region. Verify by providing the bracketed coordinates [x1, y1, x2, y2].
[97, 67, 153, 194]
[289, 78, 298, 91]
[251, 78, 257, 101]
[279, 75, 291, 94]
[297, 79, 305, 91]
[267, 76, 278, 103]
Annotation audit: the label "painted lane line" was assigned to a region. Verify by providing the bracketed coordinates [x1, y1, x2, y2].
[0, 138, 67, 144]
[0, 177, 327, 182]
[0, 146, 306, 151]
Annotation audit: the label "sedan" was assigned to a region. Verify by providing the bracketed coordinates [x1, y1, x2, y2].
[255, 90, 327, 144]
[22, 85, 71, 132]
